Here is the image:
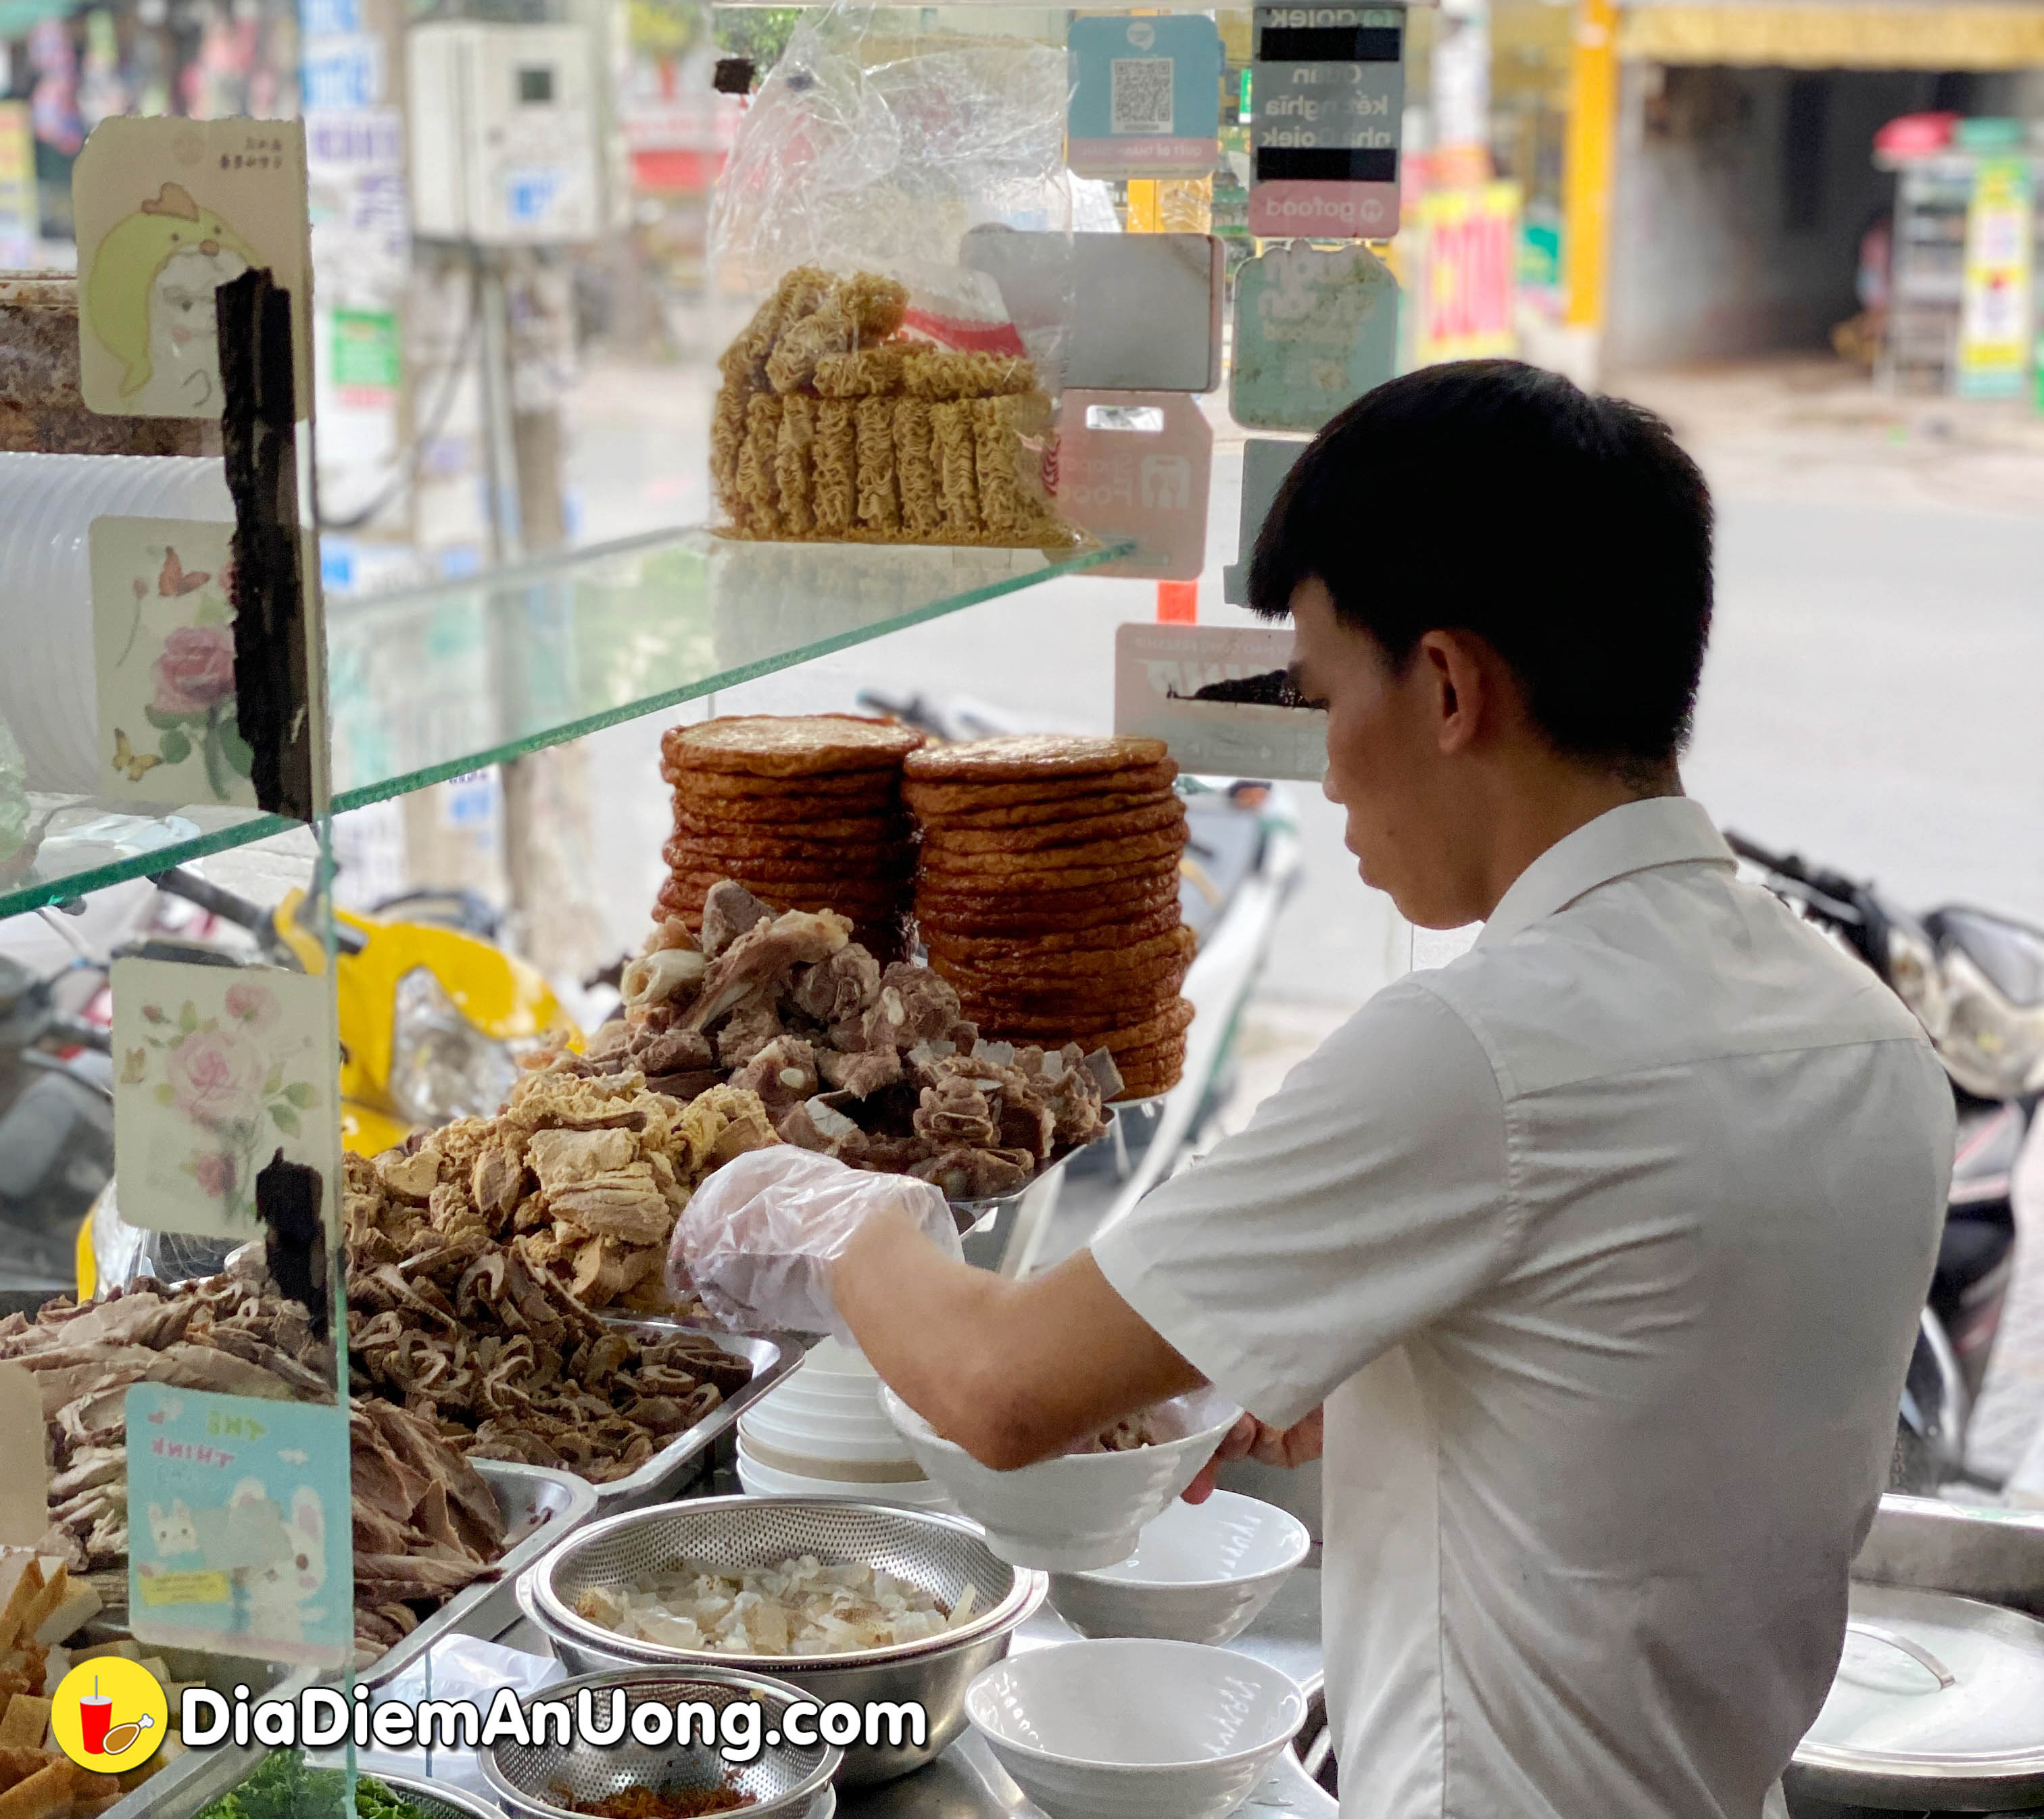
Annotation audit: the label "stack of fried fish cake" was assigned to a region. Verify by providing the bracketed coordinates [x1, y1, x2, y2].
[657, 714, 923, 957]
[907, 735, 1194, 1098]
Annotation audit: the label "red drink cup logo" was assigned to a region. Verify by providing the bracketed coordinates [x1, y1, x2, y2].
[79, 1697, 112, 1754]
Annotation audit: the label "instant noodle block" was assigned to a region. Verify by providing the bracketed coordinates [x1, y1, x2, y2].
[713, 268, 1071, 550]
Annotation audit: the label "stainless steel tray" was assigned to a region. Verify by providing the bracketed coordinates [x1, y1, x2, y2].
[583, 1323, 800, 1511]
[361, 1456, 600, 1689]
[1852, 1490, 2044, 1618]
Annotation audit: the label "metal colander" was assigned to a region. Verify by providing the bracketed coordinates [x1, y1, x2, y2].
[480, 1668, 838, 1819]
[375, 1772, 516, 1819]
[531, 1496, 1039, 1670]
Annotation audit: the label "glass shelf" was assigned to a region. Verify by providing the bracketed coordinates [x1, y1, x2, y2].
[0, 527, 1129, 921]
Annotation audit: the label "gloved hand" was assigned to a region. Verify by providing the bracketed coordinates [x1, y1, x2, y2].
[670, 1146, 961, 1338]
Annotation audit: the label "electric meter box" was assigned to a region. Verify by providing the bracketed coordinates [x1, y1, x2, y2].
[408, 21, 600, 245]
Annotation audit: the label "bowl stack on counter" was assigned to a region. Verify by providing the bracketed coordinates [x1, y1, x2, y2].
[735, 1338, 950, 1510]
[906, 736, 1194, 1099]
[657, 715, 925, 960]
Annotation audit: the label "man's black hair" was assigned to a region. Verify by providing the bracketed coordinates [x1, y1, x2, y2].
[1249, 360, 1713, 772]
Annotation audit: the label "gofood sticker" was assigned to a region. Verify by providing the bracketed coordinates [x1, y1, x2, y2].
[126, 1386, 352, 1667]
[73, 116, 312, 419]
[1115, 623, 1327, 782]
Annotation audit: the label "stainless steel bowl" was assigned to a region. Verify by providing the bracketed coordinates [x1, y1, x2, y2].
[516, 1495, 1048, 1784]
[480, 1667, 840, 1819]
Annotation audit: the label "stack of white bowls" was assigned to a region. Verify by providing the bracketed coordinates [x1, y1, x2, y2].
[737, 1339, 954, 1511]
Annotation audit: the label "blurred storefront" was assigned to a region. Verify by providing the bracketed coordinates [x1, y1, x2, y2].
[1549, 0, 2044, 387]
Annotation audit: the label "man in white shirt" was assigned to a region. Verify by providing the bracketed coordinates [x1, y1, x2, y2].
[695, 362, 1954, 1817]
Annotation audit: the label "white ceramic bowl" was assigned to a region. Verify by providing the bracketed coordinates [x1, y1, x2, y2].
[965, 1638, 1306, 1819]
[735, 1436, 956, 1511]
[1046, 1490, 1310, 1645]
[879, 1386, 1242, 1570]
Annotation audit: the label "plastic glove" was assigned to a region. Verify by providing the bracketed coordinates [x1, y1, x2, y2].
[671, 1145, 961, 1338]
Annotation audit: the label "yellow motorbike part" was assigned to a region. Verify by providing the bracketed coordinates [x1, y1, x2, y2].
[272, 886, 573, 1134]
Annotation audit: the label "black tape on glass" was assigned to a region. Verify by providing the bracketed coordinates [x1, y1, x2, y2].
[1254, 147, 1398, 183]
[1257, 26, 1401, 61]
[217, 267, 316, 823]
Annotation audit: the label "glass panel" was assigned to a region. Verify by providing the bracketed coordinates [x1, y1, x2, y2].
[0, 529, 1128, 923]
[325, 527, 1131, 806]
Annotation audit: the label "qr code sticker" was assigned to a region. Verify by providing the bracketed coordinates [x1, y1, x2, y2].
[1111, 57, 1175, 135]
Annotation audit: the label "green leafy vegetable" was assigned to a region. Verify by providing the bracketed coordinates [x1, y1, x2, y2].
[193, 1750, 430, 1819]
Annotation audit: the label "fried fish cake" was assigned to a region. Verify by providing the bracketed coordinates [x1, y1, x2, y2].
[904, 772, 1178, 820]
[664, 714, 923, 778]
[905, 735, 1169, 785]
[919, 827, 1187, 873]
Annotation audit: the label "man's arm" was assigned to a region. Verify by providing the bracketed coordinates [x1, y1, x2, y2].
[831, 1206, 1204, 1470]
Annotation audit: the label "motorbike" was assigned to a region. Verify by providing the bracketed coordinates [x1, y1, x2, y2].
[0, 865, 578, 1303]
[1728, 832, 2044, 1494]
[0, 950, 115, 1303]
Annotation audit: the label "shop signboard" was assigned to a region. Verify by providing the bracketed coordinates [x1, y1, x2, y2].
[1115, 623, 1328, 782]
[1058, 390, 1213, 581]
[1248, 5, 1405, 241]
[1411, 179, 1520, 364]
[1230, 241, 1398, 430]
[1957, 154, 2033, 399]
[1068, 16, 1223, 180]
[0, 103, 33, 268]
[300, 34, 385, 112]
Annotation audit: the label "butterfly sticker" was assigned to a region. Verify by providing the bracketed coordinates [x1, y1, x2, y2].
[112, 729, 163, 782]
[158, 549, 212, 596]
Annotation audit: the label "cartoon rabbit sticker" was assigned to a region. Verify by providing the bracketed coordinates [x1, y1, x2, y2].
[225, 1480, 327, 1647]
[145, 1499, 200, 1562]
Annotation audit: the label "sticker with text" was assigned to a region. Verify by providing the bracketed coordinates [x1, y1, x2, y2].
[1115, 623, 1327, 782]
[73, 116, 312, 419]
[126, 1385, 352, 1667]
[1068, 16, 1223, 179]
[1230, 243, 1398, 432]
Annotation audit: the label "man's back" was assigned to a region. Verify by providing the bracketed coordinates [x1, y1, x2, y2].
[1383, 838, 1952, 1816]
[1096, 799, 1954, 1819]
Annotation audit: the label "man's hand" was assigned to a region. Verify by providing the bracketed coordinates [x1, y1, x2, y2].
[833, 1230, 1207, 1472]
[1183, 1406, 1323, 1505]
[671, 1147, 959, 1336]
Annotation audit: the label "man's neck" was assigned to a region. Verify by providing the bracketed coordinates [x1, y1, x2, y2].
[1470, 760, 1682, 924]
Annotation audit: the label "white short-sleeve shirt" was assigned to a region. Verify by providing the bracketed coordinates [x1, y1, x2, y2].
[1092, 796, 1953, 1819]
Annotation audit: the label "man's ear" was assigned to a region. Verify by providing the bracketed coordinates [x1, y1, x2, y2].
[1415, 629, 1494, 756]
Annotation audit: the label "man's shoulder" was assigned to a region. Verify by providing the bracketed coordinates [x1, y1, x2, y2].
[1405, 864, 1939, 1099]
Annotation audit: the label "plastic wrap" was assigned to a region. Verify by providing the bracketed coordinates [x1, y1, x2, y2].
[706, 11, 1077, 552]
[710, 6, 1071, 308]
[672, 1144, 960, 1339]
